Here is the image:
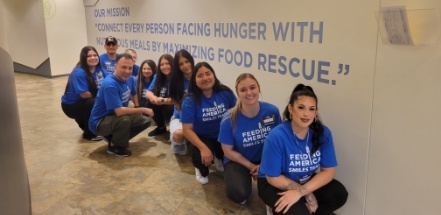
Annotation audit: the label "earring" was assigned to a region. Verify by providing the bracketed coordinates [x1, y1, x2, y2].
[314, 117, 318, 122]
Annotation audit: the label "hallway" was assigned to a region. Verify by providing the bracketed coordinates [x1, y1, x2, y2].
[15, 72, 265, 215]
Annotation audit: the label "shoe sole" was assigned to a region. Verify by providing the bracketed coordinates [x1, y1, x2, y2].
[106, 149, 131, 157]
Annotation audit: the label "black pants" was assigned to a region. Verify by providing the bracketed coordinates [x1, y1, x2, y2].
[148, 103, 173, 128]
[190, 136, 224, 177]
[61, 99, 95, 138]
[224, 161, 256, 204]
[258, 177, 348, 215]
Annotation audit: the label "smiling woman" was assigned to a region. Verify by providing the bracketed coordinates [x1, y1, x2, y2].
[218, 73, 282, 205]
[61, 46, 107, 141]
[181, 62, 237, 185]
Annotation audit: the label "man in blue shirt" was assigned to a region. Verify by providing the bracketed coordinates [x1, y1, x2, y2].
[89, 53, 154, 157]
[100, 36, 119, 74]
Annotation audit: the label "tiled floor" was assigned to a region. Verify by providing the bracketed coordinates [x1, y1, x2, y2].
[15, 72, 266, 215]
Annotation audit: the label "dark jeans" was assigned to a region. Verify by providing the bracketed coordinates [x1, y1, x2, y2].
[224, 161, 257, 204]
[96, 115, 151, 148]
[148, 103, 173, 128]
[258, 177, 348, 215]
[61, 99, 95, 138]
[190, 136, 224, 177]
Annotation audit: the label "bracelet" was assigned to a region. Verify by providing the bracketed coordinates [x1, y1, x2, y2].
[161, 98, 165, 104]
[134, 106, 140, 108]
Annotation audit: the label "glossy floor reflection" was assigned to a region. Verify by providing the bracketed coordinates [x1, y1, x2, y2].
[15, 72, 266, 215]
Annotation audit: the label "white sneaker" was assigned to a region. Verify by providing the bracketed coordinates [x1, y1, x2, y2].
[171, 143, 187, 155]
[266, 205, 273, 215]
[214, 157, 224, 172]
[195, 168, 208, 184]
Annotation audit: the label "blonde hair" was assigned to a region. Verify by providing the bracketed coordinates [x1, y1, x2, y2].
[229, 73, 260, 130]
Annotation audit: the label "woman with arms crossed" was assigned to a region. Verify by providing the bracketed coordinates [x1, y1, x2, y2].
[218, 73, 281, 205]
[258, 84, 348, 215]
[181, 62, 236, 184]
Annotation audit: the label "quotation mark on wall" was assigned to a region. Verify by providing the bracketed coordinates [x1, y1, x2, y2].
[332, 64, 350, 85]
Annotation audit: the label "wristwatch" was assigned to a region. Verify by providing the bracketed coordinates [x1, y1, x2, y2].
[161, 98, 165, 104]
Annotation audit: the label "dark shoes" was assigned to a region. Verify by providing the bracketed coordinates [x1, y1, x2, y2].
[148, 126, 166, 137]
[107, 145, 131, 157]
[104, 135, 131, 157]
[83, 135, 103, 141]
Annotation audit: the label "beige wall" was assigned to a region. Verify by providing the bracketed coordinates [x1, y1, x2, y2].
[45, 0, 88, 76]
[0, 0, 87, 76]
[2, 0, 441, 214]
[2, 0, 49, 69]
[83, 1, 441, 214]
[367, 1, 441, 214]
[0, 1, 7, 50]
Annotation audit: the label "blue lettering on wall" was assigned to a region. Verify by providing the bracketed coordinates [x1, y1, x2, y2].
[106, 7, 130, 17]
[272, 21, 323, 43]
[213, 22, 266, 40]
[218, 48, 253, 68]
[94, 9, 106, 17]
[257, 53, 338, 84]
[145, 23, 174, 34]
[176, 23, 210, 36]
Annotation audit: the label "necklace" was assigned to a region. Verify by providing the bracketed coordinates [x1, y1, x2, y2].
[293, 130, 311, 156]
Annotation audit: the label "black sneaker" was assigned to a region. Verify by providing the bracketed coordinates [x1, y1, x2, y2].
[83, 135, 103, 141]
[148, 126, 166, 137]
[107, 146, 131, 157]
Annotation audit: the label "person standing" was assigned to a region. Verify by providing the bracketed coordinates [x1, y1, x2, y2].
[100, 36, 119, 74]
[218, 73, 281, 204]
[258, 84, 348, 215]
[89, 53, 154, 157]
[181, 62, 236, 184]
[61, 46, 106, 141]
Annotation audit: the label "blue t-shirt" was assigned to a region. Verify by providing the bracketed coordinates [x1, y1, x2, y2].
[138, 78, 153, 107]
[259, 122, 337, 184]
[218, 101, 281, 167]
[88, 74, 137, 134]
[132, 64, 140, 77]
[147, 76, 170, 98]
[100, 54, 117, 74]
[172, 78, 190, 118]
[180, 90, 236, 139]
[61, 67, 106, 104]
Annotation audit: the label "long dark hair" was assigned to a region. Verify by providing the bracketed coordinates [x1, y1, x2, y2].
[187, 62, 233, 104]
[65, 46, 100, 97]
[283, 84, 324, 154]
[153, 54, 173, 96]
[137, 59, 157, 105]
[169, 49, 195, 105]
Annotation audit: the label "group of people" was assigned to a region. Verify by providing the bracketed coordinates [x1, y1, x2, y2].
[60, 36, 348, 215]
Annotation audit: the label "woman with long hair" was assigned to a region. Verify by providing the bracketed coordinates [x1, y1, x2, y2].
[181, 62, 236, 184]
[168, 49, 194, 155]
[218, 73, 281, 204]
[136, 59, 156, 107]
[61, 46, 106, 141]
[257, 84, 348, 215]
[146, 54, 174, 136]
